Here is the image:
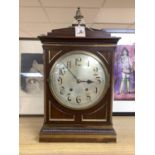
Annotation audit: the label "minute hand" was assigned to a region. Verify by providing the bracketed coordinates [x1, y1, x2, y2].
[62, 63, 79, 82]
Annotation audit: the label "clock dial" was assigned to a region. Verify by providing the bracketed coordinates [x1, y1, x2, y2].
[49, 51, 109, 110]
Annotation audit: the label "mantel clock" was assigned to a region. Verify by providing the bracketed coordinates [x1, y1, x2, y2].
[38, 8, 120, 142]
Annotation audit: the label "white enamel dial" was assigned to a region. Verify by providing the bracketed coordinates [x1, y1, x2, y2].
[49, 51, 109, 110]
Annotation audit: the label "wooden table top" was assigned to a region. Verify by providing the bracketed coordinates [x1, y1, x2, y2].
[19, 116, 135, 155]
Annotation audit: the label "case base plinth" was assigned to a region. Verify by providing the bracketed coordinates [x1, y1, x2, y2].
[39, 125, 116, 143]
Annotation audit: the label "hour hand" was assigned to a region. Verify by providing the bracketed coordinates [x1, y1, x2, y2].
[86, 80, 94, 84]
[78, 79, 94, 84]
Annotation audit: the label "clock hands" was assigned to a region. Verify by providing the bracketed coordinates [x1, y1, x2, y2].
[62, 63, 79, 82]
[77, 79, 94, 84]
[62, 63, 94, 84]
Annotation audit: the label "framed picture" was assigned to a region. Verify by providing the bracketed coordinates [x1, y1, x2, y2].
[111, 31, 135, 113]
[19, 40, 44, 114]
[114, 44, 135, 100]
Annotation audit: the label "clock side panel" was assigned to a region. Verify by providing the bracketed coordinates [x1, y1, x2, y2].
[97, 49, 115, 125]
[43, 47, 76, 124]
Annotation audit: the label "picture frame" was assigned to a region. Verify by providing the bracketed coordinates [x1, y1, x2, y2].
[111, 31, 135, 114]
[19, 40, 44, 115]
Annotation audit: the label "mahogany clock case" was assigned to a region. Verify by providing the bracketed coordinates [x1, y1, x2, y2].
[38, 27, 120, 142]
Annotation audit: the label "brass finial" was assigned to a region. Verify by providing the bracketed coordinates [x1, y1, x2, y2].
[74, 7, 84, 25]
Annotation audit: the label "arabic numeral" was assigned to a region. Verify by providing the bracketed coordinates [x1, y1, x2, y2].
[75, 58, 82, 66]
[67, 61, 71, 69]
[86, 95, 91, 101]
[87, 61, 90, 67]
[67, 93, 71, 101]
[95, 87, 98, 94]
[59, 68, 65, 76]
[96, 76, 101, 84]
[76, 96, 81, 104]
[60, 86, 65, 95]
[57, 77, 62, 85]
[93, 67, 98, 72]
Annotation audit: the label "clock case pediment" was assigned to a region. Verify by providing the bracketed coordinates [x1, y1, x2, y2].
[38, 26, 120, 142]
[39, 26, 119, 44]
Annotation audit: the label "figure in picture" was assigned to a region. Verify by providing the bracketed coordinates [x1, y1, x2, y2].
[119, 48, 132, 94]
[25, 60, 43, 94]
